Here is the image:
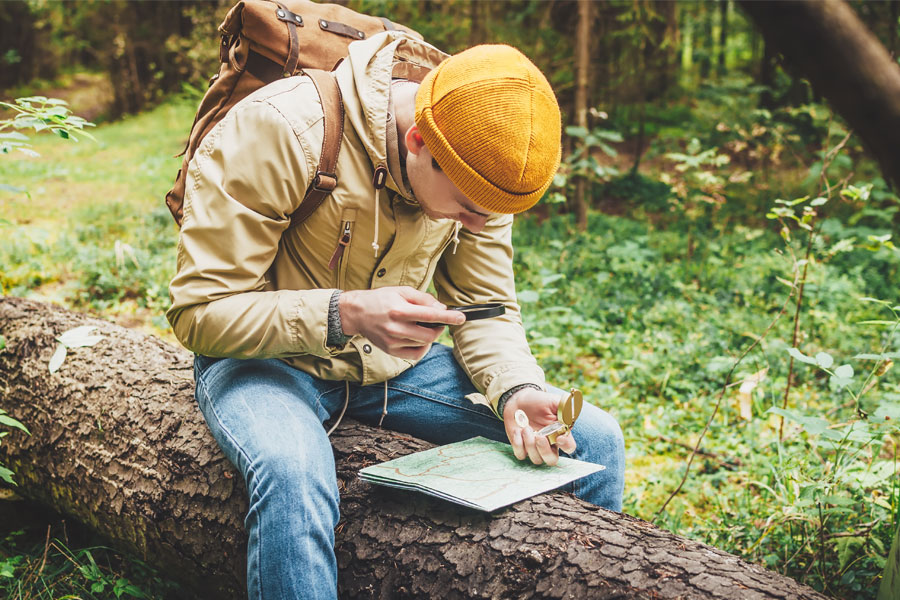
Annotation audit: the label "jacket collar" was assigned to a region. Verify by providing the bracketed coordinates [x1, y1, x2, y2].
[334, 31, 447, 203]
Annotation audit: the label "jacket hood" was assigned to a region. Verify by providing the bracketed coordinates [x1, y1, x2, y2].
[334, 31, 448, 199]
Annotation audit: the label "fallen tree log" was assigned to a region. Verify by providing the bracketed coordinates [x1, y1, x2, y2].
[0, 296, 830, 599]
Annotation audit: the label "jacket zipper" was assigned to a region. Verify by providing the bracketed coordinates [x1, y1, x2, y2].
[328, 221, 352, 272]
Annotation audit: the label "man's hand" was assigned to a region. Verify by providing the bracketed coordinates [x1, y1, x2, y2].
[339, 287, 465, 360]
[503, 387, 576, 466]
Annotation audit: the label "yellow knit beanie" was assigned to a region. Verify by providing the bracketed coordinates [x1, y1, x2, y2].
[414, 44, 561, 214]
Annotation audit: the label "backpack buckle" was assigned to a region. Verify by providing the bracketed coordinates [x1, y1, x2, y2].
[312, 171, 338, 193]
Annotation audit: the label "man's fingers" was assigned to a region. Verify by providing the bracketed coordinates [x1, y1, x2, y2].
[522, 427, 543, 465]
[536, 435, 558, 466]
[381, 341, 432, 361]
[509, 428, 526, 460]
[410, 308, 465, 327]
[394, 288, 465, 326]
[397, 286, 444, 308]
[556, 432, 577, 455]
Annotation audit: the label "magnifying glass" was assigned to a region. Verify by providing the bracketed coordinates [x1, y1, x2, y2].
[416, 303, 505, 328]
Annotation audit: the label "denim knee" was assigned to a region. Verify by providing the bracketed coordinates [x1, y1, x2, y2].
[246, 439, 340, 509]
[565, 402, 626, 511]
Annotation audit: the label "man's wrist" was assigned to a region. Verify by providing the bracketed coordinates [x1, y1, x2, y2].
[496, 383, 542, 418]
[327, 290, 352, 348]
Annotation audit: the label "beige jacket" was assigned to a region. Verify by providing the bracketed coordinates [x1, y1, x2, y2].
[167, 32, 545, 415]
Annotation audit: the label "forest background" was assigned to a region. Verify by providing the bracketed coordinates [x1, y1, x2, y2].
[1, 1, 898, 598]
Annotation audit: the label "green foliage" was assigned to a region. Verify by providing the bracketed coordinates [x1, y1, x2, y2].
[0, 96, 94, 152]
[664, 137, 731, 205]
[599, 172, 673, 213]
[0, 525, 181, 599]
[0, 96, 95, 195]
[546, 122, 623, 205]
[0, 94, 95, 489]
[0, 409, 29, 485]
[511, 195, 898, 596]
[0, 97, 191, 339]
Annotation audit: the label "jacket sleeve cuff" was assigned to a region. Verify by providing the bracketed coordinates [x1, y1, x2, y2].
[288, 288, 342, 358]
[326, 290, 352, 350]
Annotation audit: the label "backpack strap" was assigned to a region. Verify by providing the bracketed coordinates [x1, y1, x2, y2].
[273, 1, 303, 77]
[289, 69, 344, 230]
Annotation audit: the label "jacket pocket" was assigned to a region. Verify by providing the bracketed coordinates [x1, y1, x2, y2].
[416, 227, 456, 289]
[328, 208, 357, 289]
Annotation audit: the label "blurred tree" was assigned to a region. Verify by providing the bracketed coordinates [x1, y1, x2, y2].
[572, 0, 592, 231]
[717, 0, 729, 78]
[740, 0, 900, 189]
[1, 0, 228, 118]
[0, 3, 42, 88]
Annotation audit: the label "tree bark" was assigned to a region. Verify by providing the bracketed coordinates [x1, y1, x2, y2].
[739, 0, 900, 190]
[0, 297, 831, 600]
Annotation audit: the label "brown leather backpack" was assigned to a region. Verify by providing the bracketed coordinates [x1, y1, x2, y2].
[164, 0, 424, 229]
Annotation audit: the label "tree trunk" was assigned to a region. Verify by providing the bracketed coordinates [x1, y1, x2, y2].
[698, 2, 713, 80]
[572, 0, 591, 231]
[0, 297, 831, 600]
[717, 0, 728, 78]
[758, 35, 777, 110]
[739, 0, 900, 190]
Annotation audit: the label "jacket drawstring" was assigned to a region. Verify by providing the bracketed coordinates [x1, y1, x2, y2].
[325, 380, 389, 436]
[326, 381, 350, 437]
[451, 221, 461, 254]
[378, 380, 388, 427]
[372, 165, 387, 258]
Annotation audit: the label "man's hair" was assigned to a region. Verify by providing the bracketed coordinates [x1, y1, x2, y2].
[432, 157, 442, 171]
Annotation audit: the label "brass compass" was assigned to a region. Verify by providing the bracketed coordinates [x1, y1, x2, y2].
[536, 388, 583, 444]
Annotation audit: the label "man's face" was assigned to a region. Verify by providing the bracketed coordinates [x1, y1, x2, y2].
[405, 126, 493, 233]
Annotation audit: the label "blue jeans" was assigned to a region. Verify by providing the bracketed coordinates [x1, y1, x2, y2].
[194, 344, 624, 600]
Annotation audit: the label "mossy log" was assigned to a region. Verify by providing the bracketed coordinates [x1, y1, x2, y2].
[0, 296, 830, 599]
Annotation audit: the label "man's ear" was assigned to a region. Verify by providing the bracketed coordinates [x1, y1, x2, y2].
[405, 125, 426, 156]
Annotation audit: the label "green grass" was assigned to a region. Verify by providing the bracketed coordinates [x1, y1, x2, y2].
[0, 500, 182, 599]
[511, 209, 899, 597]
[0, 97, 193, 342]
[2, 91, 899, 598]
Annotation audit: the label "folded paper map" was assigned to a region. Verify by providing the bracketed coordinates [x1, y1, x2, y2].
[358, 436, 605, 512]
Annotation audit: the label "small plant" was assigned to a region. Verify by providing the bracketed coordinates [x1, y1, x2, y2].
[546, 120, 623, 205]
[1, 316, 29, 488]
[0, 96, 94, 156]
[48, 325, 106, 374]
[0, 408, 29, 485]
[1, 96, 95, 193]
[0, 528, 173, 599]
[663, 137, 731, 206]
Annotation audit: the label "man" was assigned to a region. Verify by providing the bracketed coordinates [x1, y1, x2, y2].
[167, 31, 624, 600]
